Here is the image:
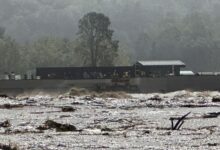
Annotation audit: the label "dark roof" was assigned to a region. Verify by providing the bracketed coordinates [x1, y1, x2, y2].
[136, 60, 185, 67]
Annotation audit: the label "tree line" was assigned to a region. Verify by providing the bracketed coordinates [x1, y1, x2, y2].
[134, 12, 220, 72]
[1, 9, 220, 74]
[0, 12, 130, 74]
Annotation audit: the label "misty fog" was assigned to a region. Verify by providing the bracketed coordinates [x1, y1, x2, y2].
[1, 0, 220, 72]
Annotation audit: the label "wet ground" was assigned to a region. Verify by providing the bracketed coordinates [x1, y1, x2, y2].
[0, 90, 219, 149]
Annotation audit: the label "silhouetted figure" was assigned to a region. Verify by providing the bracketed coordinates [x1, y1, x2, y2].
[4, 72, 9, 80]
[11, 72, 15, 80]
[31, 74, 34, 80]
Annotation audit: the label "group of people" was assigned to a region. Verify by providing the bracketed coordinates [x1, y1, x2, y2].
[4, 72, 16, 80]
[83, 71, 104, 79]
[3, 72, 34, 80]
[82, 70, 131, 79]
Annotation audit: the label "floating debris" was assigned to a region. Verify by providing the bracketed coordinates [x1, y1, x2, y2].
[0, 94, 9, 98]
[61, 106, 76, 112]
[37, 120, 78, 132]
[169, 112, 191, 130]
[208, 143, 219, 147]
[148, 95, 162, 101]
[0, 120, 11, 128]
[0, 143, 19, 150]
[0, 104, 24, 109]
[212, 97, 220, 103]
[203, 112, 220, 118]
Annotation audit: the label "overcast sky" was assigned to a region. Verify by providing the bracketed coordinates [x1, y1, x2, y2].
[0, 0, 218, 43]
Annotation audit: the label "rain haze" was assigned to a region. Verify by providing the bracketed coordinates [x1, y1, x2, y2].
[1, 0, 220, 72]
[0, 1, 220, 150]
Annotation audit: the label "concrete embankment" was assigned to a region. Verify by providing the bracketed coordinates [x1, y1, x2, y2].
[136, 75, 220, 93]
[0, 79, 111, 96]
[1, 76, 220, 95]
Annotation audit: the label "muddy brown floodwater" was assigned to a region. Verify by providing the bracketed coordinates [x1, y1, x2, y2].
[0, 90, 219, 149]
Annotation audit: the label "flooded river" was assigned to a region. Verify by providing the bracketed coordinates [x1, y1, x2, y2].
[0, 90, 219, 149]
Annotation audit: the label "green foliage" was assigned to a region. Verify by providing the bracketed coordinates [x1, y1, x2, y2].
[0, 36, 20, 73]
[76, 12, 119, 66]
[23, 37, 80, 69]
[114, 44, 132, 66]
[0, 32, 82, 74]
[3, 1, 220, 72]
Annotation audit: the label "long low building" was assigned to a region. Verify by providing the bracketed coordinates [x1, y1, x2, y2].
[36, 60, 186, 79]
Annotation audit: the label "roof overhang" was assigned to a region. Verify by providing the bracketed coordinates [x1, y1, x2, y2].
[135, 60, 186, 67]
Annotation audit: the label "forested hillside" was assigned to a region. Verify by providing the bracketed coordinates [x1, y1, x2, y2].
[1, 0, 220, 73]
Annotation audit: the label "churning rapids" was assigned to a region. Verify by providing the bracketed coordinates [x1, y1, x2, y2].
[0, 90, 219, 149]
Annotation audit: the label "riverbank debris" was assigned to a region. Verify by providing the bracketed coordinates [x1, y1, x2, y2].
[0, 120, 11, 128]
[61, 106, 76, 112]
[203, 112, 220, 118]
[169, 112, 191, 130]
[0, 104, 24, 109]
[0, 143, 19, 150]
[212, 97, 220, 102]
[37, 120, 77, 132]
